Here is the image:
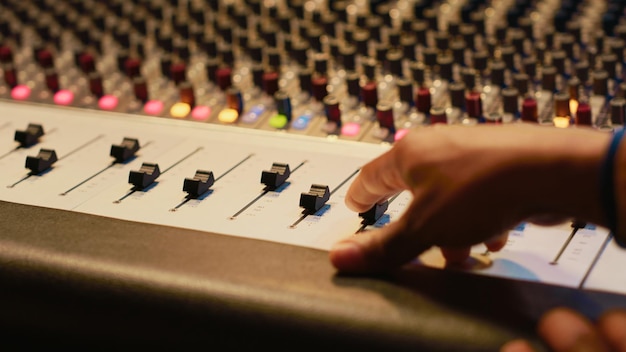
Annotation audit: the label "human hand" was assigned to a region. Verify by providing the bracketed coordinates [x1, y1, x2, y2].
[330, 124, 610, 273]
[501, 308, 626, 352]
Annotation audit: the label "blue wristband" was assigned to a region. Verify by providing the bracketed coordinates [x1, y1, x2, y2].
[601, 127, 626, 247]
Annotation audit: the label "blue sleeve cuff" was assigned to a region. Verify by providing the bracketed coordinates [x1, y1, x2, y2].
[601, 127, 626, 247]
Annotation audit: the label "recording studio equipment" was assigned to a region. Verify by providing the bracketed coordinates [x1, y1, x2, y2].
[1, 0, 626, 349]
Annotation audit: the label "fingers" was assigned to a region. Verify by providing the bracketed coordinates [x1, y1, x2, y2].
[441, 247, 471, 264]
[485, 232, 509, 252]
[598, 310, 626, 352]
[538, 308, 608, 352]
[501, 308, 626, 352]
[527, 215, 570, 227]
[500, 339, 536, 352]
[329, 217, 431, 273]
[345, 148, 407, 212]
[440, 232, 508, 265]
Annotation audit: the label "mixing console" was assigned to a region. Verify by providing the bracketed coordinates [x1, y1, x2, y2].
[2, 0, 626, 303]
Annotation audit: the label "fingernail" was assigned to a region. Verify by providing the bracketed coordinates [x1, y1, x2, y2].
[499, 339, 534, 352]
[330, 241, 364, 272]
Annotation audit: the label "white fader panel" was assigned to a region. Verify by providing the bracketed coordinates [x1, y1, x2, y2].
[584, 239, 626, 292]
[0, 101, 625, 296]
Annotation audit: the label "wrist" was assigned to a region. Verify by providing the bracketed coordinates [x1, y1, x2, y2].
[510, 126, 610, 226]
[603, 128, 626, 246]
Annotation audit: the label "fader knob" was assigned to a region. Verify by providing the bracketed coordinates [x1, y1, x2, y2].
[359, 200, 389, 225]
[261, 163, 291, 191]
[129, 163, 160, 189]
[183, 170, 215, 197]
[25, 149, 57, 174]
[110, 137, 140, 163]
[14, 124, 44, 148]
[299, 184, 330, 212]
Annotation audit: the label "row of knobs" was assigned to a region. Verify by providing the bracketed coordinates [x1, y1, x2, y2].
[2, 1, 626, 133]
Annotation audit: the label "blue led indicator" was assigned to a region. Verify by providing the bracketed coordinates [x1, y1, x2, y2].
[292, 113, 312, 130]
[241, 105, 266, 124]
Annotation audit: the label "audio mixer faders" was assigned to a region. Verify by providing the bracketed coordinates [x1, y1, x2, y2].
[2, 0, 626, 298]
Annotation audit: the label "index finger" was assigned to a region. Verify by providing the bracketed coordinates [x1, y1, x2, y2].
[345, 147, 407, 212]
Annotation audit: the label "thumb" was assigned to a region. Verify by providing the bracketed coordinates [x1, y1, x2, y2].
[538, 308, 608, 352]
[329, 216, 431, 273]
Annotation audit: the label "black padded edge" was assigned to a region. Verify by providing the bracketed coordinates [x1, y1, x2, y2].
[0, 200, 625, 350]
